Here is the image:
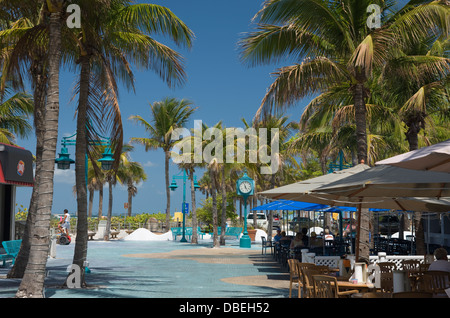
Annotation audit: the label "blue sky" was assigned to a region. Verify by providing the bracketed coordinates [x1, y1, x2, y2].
[14, 0, 305, 217]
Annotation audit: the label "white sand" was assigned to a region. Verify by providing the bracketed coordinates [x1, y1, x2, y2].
[121, 228, 268, 243]
[123, 228, 172, 241]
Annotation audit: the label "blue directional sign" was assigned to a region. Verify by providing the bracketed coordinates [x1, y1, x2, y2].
[182, 202, 189, 214]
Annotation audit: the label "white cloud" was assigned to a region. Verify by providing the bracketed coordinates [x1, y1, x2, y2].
[143, 160, 157, 167]
[54, 169, 75, 184]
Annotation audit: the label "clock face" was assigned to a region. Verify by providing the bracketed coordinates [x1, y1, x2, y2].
[239, 181, 252, 194]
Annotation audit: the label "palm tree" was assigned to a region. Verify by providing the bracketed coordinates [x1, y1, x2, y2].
[0, 1, 49, 280]
[239, 0, 448, 164]
[0, 89, 34, 144]
[130, 97, 196, 231]
[14, 0, 65, 298]
[116, 147, 147, 217]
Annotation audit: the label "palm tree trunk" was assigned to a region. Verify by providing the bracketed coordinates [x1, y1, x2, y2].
[98, 187, 103, 218]
[189, 169, 198, 244]
[210, 168, 219, 248]
[16, 4, 63, 298]
[165, 150, 171, 232]
[8, 56, 47, 279]
[88, 189, 94, 218]
[354, 81, 367, 164]
[71, 55, 90, 287]
[104, 177, 113, 241]
[220, 165, 226, 245]
[127, 183, 133, 217]
[405, 120, 426, 254]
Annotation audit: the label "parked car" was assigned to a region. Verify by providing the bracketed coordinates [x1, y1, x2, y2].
[247, 212, 269, 229]
[289, 217, 313, 232]
[272, 213, 281, 228]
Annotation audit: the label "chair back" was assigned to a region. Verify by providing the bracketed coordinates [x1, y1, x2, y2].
[377, 262, 396, 292]
[301, 269, 320, 298]
[313, 265, 331, 275]
[312, 275, 338, 298]
[401, 259, 420, 272]
[288, 259, 300, 278]
[422, 271, 450, 296]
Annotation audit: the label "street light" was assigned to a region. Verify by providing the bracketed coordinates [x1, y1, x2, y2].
[169, 171, 199, 242]
[55, 131, 114, 185]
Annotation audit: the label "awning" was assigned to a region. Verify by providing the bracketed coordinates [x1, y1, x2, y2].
[0, 143, 34, 187]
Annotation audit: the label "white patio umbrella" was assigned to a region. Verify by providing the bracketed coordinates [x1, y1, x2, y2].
[376, 139, 450, 173]
[259, 164, 450, 212]
[312, 164, 450, 200]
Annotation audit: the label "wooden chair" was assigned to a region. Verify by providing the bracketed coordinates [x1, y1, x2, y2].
[377, 262, 397, 293]
[287, 259, 300, 298]
[314, 265, 331, 275]
[402, 259, 421, 290]
[312, 274, 359, 298]
[392, 291, 433, 298]
[301, 269, 321, 298]
[415, 263, 431, 291]
[297, 263, 316, 298]
[422, 271, 450, 297]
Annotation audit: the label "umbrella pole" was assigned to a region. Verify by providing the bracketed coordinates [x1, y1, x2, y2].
[355, 203, 362, 261]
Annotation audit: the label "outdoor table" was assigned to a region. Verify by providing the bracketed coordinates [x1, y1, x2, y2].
[337, 281, 375, 293]
[350, 292, 391, 298]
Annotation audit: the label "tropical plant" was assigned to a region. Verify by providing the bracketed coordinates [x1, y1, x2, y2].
[0, 89, 34, 144]
[116, 146, 147, 217]
[130, 97, 197, 231]
[239, 0, 448, 165]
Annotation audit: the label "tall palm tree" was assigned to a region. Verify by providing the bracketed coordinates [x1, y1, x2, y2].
[116, 147, 147, 217]
[130, 97, 196, 231]
[239, 0, 448, 164]
[0, 1, 49, 280]
[67, 0, 193, 285]
[14, 0, 64, 298]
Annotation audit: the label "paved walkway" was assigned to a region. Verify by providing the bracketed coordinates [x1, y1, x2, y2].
[0, 238, 290, 298]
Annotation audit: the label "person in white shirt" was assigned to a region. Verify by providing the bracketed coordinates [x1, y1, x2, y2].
[428, 248, 450, 273]
[58, 209, 71, 236]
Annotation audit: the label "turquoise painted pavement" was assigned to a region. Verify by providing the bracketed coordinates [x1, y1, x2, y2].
[0, 239, 290, 299]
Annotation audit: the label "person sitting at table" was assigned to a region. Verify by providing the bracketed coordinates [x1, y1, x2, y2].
[309, 232, 323, 248]
[428, 247, 450, 272]
[273, 229, 282, 243]
[324, 228, 334, 241]
[290, 232, 304, 249]
[301, 227, 309, 247]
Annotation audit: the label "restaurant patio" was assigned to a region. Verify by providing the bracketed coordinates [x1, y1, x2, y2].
[256, 141, 450, 298]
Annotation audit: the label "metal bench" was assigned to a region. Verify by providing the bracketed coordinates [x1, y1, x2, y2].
[217, 227, 242, 239]
[225, 227, 243, 239]
[2, 240, 22, 265]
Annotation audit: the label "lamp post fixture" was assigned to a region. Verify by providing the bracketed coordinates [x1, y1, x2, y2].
[236, 171, 255, 248]
[169, 170, 200, 242]
[55, 132, 115, 185]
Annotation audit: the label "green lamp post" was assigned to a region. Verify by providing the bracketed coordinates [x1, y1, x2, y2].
[55, 132, 114, 186]
[236, 171, 255, 248]
[169, 171, 200, 242]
